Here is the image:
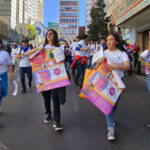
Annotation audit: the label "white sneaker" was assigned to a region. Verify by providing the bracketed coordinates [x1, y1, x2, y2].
[107, 131, 115, 141]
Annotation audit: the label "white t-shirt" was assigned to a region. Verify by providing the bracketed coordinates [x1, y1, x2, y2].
[89, 44, 96, 56]
[0, 50, 12, 74]
[71, 41, 78, 57]
[40, 44, 65, 62]
[140, 49, 148, 59]
[75, 40, 87, 57]
[11, 48, 18, 58]
[103, 49, 129, 78]
[42, 44, 56, 50]
[16, 47, 31, 67]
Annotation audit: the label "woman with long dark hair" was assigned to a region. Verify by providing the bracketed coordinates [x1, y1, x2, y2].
[27, 29, 65, 131]
[95, 33, 130, 141]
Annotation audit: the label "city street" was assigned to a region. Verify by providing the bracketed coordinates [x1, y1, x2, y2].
[0, 72, 150, 150]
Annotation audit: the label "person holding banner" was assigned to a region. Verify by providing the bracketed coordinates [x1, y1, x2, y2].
[71, 34, 89, 87]
[27, 29, 66, 132]
[95, 33, 130, 141]
[0, 38, 13, 108]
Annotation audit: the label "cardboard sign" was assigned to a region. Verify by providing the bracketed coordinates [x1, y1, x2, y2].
[81, 61, 124, 115]
[29, 49, 70, 93]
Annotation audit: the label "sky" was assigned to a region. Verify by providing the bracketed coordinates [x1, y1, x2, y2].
[43, 0, 85, 28]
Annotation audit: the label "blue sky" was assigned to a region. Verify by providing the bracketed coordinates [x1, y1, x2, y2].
[43, 0, 85, 27]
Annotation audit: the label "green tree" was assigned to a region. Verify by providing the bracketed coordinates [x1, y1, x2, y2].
[87, 0, 110, 41]
[25, 24, 38, 40]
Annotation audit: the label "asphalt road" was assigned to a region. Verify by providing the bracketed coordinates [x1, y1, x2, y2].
[0, 72, 150, 150]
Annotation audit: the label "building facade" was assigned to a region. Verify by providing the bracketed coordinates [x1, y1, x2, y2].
[106, 0, 150, 51]
[59, 0, 79, 40]
[38, 0, 43, 23]
[0, 16, 9, 41]
[0, 0, 43, 42]
[85, 0, 97, 33]
[79, 26, 85, 36]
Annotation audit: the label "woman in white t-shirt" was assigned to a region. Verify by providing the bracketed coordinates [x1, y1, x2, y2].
[0, 38, 13, 106]
[95, 33, 130, 141]
[27, 29, 66, 132]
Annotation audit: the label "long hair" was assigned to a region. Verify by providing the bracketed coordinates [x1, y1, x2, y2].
[104, 33, 126, 52]
[44, 29, 60, 47]
[64, 43, 69, 50]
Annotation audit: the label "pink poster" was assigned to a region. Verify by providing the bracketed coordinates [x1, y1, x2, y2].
[81, 63, 123, 115]
[29, 50, 70, 93]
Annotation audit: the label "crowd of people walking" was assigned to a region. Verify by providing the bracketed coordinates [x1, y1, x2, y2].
[0, 29, 150, 141]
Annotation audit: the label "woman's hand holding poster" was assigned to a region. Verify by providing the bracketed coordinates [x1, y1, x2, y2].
[81, 59, 124, 115]
[29, 48, 70, 93]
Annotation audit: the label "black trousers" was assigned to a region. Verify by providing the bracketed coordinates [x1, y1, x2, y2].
[133, 52, 139, 68]
[42, 89, 60, 123]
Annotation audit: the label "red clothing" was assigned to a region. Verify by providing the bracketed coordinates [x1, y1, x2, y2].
[70, 55, 87, 69]
[133, 45, 140, 53]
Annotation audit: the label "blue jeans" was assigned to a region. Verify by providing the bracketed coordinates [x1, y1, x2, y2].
[106, 95, 121, 131]
[65, 62, 71, 80]
[20, 66, 32, 91]
[106, 78, 124, 131]
[0, 79, 4, 105]
[87, 56, 93, 69]
[75, 59, 86, 86]
[146, 75, 150, 92]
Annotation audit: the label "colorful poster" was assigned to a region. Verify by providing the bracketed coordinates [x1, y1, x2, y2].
[29, 49, 70, 93]
[81, 62, 123, 115]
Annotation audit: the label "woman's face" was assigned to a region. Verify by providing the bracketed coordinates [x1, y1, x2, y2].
[46, 31, 54, 42]
[107, 35, 117, 50]
[22, 42, 29, 47]
[66, 43, 69, 48]
[135, 42, 138, 45]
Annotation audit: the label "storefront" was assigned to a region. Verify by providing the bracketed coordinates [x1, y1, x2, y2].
[112, 0, 150, 51]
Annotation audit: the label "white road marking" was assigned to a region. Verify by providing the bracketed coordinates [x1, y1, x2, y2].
[0, 141, 9, 150]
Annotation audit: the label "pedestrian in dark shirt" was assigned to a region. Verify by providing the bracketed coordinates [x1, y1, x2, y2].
[132, 41, 140, 68]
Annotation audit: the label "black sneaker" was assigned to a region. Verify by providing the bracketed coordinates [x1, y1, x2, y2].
[21, 90, 26, 94]
[52, 121, 63, 131]
[29, 83, 32, 88]
[44, 114, 51, 124]
[75, 80, 79, 85]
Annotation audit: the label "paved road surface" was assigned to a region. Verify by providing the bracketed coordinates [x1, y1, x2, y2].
[0, 73, 150, 150]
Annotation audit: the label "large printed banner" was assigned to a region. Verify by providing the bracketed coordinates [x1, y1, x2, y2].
[81, 62, 123, 115]
[29, 49, 70, 93]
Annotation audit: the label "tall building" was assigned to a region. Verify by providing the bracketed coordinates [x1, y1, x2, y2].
[59, 0, 79, 40]
[0, 0, 43, 41]
[85, 0, 97, 33]
[24, 0, 39, 24]
[106, 0, 150, 51]
[38, 0, 43, 23]
[0, 16, 9, 41]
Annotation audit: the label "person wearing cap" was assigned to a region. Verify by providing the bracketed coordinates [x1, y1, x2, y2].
[11, 43, 18, 72]
[16, 38, 32, 94]
[0, 38, 13, 107]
